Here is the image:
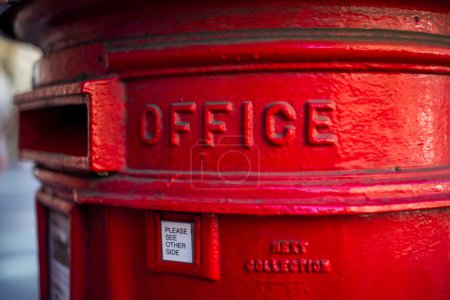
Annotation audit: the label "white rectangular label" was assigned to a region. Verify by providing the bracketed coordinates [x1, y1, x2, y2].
[161, 220, 194, 263]
[49, 211, 70, 300]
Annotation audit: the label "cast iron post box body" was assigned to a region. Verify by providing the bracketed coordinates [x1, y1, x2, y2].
[1, 0, 450, 299]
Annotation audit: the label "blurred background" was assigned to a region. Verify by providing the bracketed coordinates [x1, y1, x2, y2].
[0, 36, 42, 299]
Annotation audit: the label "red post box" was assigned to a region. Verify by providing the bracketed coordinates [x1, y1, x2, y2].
[1, 0, 449, 299]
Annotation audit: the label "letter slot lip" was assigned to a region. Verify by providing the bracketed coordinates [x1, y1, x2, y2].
[14, 78, 125, 172]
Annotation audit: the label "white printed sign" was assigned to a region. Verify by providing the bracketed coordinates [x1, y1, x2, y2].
[161, 220, 194, 263]
[49, 211, 70, 300]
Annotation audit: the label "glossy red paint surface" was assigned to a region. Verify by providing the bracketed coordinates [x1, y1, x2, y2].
[36, 191, 450, 300]
[2, 0, 449, 299]
[125, 73, 450, 171]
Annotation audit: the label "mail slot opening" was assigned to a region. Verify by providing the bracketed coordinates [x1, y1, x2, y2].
[20, 104, 88, 156]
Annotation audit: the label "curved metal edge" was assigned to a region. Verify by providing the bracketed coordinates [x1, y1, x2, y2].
[33, 166, 450, 216]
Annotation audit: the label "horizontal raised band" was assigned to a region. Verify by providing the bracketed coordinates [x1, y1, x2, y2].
[35, 166, 450, 215]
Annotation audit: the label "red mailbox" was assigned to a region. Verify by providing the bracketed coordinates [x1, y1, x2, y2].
[1, 0, 450, 299]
